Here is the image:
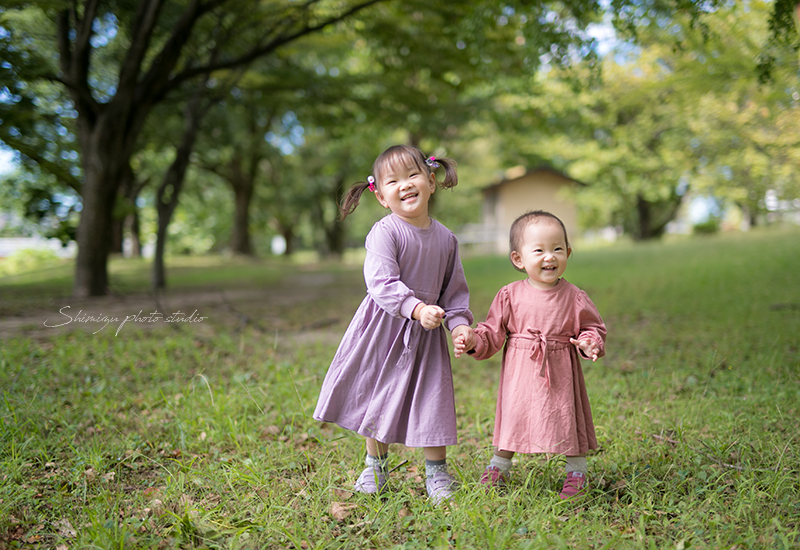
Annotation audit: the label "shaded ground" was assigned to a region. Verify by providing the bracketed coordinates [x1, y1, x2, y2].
[0, 270, 365, 346]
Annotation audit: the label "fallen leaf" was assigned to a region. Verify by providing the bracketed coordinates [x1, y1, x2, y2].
[53, 518, 77, 538]
[330, 502, 357, 521]
[332, 488, 352, 500]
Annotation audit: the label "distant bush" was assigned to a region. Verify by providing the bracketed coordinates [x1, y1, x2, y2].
[693, 218, 720, 235]
[0, 248, 61, 276]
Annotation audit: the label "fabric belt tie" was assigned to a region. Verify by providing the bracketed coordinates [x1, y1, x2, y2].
[512, 329, 574, 388]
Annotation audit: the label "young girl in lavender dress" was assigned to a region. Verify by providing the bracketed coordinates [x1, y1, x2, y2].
[454, 211, 606, 499]
[313, 145, 473, 503]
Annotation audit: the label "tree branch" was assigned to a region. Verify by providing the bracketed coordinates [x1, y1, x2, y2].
[135, 0, 231, 106]
[116, 0, 167, 95]
[73, 0, 101, 79]
[0, 135, 83, 194]
[166, 0, 386, 92]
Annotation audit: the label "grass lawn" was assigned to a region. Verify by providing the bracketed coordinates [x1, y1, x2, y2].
[1, 227, 799, 549]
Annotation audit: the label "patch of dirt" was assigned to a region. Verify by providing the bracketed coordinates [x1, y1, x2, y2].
[0, 272, 361, 344]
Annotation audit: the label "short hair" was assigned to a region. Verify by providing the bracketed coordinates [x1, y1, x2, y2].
[508, 211, 570, 271]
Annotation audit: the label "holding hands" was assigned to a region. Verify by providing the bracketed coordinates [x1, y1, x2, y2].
[571, 337, 601, 361]
[411, 302, 476, 357]
[452, 325, 476, 358]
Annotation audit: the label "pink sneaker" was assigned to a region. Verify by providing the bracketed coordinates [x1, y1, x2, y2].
[559, 471, 588, 500]
[480, 465, 508, 488]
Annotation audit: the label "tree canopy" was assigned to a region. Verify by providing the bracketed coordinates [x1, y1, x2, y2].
[1, 0, 798, 293]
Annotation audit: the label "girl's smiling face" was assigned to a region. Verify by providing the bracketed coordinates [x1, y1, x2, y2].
[510, 218, 572, 290]
[374, 161, 436, 228]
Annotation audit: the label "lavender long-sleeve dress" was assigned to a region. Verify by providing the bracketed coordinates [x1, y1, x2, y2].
[313, 214, 472, 447]
[470, 279, 606, 456]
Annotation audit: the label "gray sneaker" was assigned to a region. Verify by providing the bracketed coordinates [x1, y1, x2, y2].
[425, 471, 458, 504]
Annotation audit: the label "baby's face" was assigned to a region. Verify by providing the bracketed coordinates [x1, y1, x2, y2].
[510, 219, 571, 289]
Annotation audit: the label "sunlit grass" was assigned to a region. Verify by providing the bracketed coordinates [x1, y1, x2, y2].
[1, 226, 799, 548]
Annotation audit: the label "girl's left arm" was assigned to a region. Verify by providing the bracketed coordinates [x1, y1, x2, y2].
[575, 291, 607, 360]
[438, 236, 473, 332]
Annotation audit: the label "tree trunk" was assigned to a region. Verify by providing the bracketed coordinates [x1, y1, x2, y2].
[152, 80, 209, 290]
[73, 158, 120, 297]
[282, 226, 295, 256]
[631, 192, 683, 241]
[126, 209, 142, 257]
[73, 117, 134, 297]
[230, 179, 255, 255]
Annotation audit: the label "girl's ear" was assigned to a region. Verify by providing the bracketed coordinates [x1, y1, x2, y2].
[567, 246, 572, 258]
[510, 250, 524, 271]
[428, 172, 436, 193]
[375, 190, 389, 209]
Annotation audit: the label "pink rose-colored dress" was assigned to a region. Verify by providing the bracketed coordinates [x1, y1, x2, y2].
[313, 214, 472, 447]
[470, 279, 606, 456]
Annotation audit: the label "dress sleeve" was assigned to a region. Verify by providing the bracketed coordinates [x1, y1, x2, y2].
[575, 290, 607, 359]
[363, 224, 422, 319]
[439, 235, 473, 331]
[469, 286, 511, 360]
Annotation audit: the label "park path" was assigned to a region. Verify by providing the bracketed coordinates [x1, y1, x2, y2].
[0, 272, 357, 343]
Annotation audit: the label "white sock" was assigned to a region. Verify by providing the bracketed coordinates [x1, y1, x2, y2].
[489, 454, 513, 475]
[565, 456, 588, 475]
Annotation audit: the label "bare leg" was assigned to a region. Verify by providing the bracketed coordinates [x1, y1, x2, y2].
[423, 446, 446, 461]
[495, 448, 514, 460]
[366, 438, 389, 457]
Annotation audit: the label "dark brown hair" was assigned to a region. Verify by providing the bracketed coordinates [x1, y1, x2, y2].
[508, 210, 570, 272]
[339, 145, 458, 220]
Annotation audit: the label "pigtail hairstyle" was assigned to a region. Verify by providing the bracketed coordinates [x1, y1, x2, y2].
[338, 144, 459, 220]
[429, 154, 458, 190]
[339, 180, 372, 220]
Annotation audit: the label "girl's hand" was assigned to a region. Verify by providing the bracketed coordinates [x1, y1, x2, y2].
[451, 325, 475, 358]
[571, 337, 601, 361]
[414, 304, 445, 330]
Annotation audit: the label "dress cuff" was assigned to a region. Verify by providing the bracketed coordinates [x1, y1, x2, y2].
[467, 335, 486, 357]
[400, 296, 423, 320]
[445, 315, 470, 332]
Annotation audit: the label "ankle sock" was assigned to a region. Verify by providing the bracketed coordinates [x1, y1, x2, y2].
[489, 454, 513, 475]
[425, 458, 447, 478]
[366, 452, 389, 472]
[565, 456, 588, 475]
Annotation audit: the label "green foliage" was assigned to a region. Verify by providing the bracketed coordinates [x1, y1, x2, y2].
[0, 247, 62, 276]
[692, 218, 719, 235]
[1, 228, 799, 548]
[491, 0, 800, 238]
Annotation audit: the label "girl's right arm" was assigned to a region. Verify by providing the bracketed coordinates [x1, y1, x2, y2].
[468, 286, 511, 360]
[362, 226, 423, 319]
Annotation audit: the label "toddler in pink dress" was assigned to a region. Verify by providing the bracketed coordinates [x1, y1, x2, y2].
[455, 210, 606, 499]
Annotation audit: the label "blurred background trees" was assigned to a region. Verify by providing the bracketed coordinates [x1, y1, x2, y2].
[1, 0, 798, 295]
